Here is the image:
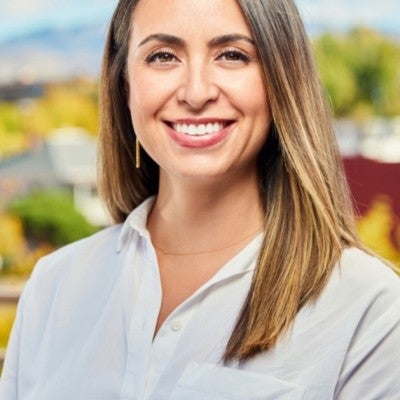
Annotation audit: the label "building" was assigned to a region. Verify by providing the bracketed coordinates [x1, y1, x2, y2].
[0, 127, 109, 226]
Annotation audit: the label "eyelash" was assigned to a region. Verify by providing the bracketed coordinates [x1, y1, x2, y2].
[144, 49, 252, 65]
[145, 50, 177, 64]
[217, 50, 251, 63]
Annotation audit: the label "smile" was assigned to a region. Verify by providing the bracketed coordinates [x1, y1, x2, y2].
[172, 122, 228, 136]
[164, 119, 234, 148]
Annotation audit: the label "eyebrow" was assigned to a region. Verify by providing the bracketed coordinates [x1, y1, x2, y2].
[138, 33, 184, 48]
[137, 33, 255, 48]
[208, 34, 255, 47]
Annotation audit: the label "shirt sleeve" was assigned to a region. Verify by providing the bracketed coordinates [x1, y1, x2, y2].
[335, 297, 400, 399]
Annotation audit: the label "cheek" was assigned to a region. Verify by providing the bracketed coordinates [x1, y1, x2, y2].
[244, 83, 269, 126]
[244, 85, 269, 119]
[128, 73, 178, 134]
[128, 79, 152, 119]
[127, 77, 166, 160]
[128, 90, 158, 141]
[219, 70, 268, 118]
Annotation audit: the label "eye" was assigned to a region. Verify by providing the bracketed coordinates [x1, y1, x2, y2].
[145, 50, 178, 64]
[217, 50, 251, 63]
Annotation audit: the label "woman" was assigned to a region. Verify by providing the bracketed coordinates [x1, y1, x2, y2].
[1, 0, 400, 398]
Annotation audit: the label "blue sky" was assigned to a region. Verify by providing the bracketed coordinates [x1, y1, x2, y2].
[0, 0, 398, 44]
[296, 0, 400, 34]
[0, 0, 118, 43]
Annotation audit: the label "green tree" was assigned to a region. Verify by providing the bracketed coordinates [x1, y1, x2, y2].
[313, 28, 400, 117]
[8, 189, 98, 247]
[313, 34, 357, 116]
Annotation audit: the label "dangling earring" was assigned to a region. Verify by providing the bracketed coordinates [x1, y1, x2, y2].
[135, 137, 141, 169]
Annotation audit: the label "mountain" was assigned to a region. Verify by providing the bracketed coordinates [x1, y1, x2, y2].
[0, 23, 109, 84]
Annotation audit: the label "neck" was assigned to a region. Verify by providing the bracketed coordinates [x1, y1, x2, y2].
[147, 170, 265, 254]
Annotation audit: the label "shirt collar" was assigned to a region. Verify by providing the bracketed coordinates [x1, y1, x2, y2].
[117, 196, 156, 252]
[116, 196, 263, 276]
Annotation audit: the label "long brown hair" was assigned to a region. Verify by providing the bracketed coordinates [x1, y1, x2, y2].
[98, 0, 361, 362]
[98, 0, 158, 223]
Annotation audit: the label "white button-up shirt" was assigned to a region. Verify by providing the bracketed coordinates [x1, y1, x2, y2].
[1, 197, 400, 399]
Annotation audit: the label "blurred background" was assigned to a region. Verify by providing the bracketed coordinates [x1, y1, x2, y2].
[0, 0, 399, 364]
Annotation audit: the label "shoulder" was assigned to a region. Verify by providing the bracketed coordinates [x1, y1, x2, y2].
[34, 224, 122, 272]
[311, 247, 400, 340]
[334, 247, 400, 298]
[20, 196, 155, 308]
[299, 248, 400, 338]
[23, 224, 124, 302]
[330, 249, 400, 398]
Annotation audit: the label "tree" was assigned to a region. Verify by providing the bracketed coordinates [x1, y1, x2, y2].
[313, 33, 357, 116]
[0, 79, 99, 158]
[313, 28, 400, 117]
[357, 196, 400, 267]
[8, 189, 98, 247]
[0, 213, 26, 272]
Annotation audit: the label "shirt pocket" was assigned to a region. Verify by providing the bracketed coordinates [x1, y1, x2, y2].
[169, 362, 305, 400]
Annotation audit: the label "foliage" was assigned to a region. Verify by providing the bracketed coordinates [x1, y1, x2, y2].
[0, 305, 16, 349]
[313, 28, 400, 118]
[0, 214, 27, 272]
[0, 79, 99, 158]
[0, 211, 54, 277]
[29, 82, 99, 135]
[8, 189, 98, 248]
[357, 196, 400, 267]
[0, 104, 27, 156]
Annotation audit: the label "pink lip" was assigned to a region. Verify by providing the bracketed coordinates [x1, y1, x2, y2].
[164, 119, 234, 149]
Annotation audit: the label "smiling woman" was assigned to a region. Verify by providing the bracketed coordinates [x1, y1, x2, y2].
[1, 0, 400, 399]
[126, 0, 269, 183]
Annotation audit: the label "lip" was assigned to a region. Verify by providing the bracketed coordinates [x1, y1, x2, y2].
[164, 118, 235, 148]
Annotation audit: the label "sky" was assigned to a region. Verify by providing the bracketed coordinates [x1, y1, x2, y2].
[0, 0, 399, 44]
[296, 0, 400, 34]
[0, 0, 118, 44]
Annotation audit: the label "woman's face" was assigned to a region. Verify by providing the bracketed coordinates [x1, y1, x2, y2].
[126, 0, 271, 184]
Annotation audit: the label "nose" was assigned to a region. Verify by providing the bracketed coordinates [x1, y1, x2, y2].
[177, 62, 219, 110]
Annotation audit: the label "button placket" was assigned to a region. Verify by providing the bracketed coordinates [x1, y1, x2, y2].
[123, 238, 162, 400]
[143, 309, 190, 398]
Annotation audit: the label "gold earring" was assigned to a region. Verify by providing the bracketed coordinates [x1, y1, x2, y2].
[135, 137, 141, 169]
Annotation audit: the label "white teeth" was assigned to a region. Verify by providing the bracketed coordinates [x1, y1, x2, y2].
[172, 122, 226, 136]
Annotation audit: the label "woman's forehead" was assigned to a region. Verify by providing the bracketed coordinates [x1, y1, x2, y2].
[130, 0, 251, 42]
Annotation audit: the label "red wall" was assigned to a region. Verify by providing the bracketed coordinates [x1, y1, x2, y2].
[343, 156, 400, 217]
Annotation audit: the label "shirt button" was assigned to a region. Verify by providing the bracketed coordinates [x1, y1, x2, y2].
[170, 319, 182, 332]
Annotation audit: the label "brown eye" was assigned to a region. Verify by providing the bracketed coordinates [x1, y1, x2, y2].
[145, 51, 178, 64]
[218, 51, 251, 63]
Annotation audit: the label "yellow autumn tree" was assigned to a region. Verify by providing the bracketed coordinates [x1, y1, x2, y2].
[357, 196, 400, 267]
[0, 213, 27, 273]
[0, 79, 99, 158]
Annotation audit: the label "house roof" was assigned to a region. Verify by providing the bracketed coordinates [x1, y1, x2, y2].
[0, 128, 97, 197]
